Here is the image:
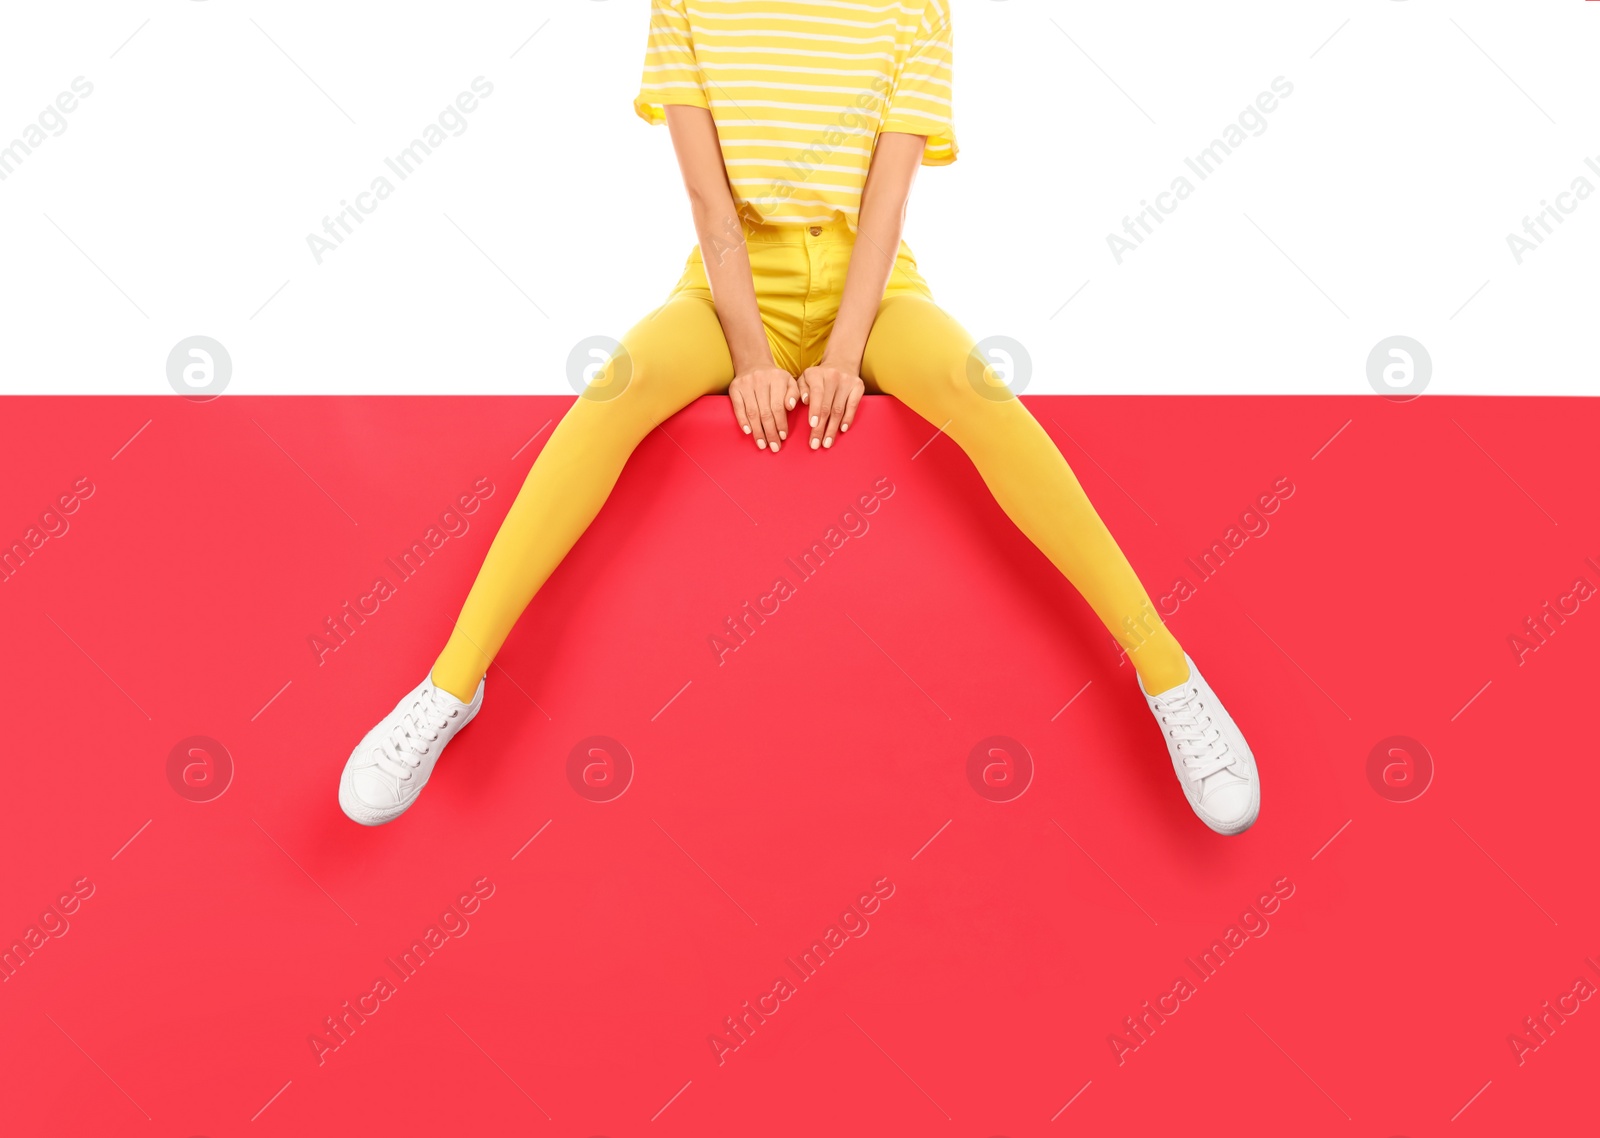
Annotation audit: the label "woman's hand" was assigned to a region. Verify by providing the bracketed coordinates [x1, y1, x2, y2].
[794, 132, 925, 452]
[729, 365, 799, 453]
[799, 362, 865, 449]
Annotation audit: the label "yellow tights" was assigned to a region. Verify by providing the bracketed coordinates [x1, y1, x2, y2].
[431, 221, 1188, 701]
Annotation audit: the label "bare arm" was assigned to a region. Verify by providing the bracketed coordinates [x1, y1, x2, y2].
[664, 103, 797, 452]
[802, 131, 925, 449]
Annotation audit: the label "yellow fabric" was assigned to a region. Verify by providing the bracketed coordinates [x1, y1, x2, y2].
[430, 221, 1189, 701]
[634, 0, 957, 231]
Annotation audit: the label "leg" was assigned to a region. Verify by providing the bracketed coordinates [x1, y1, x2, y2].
[861, 292, 1189, 693]
[430, 293, 733, 700]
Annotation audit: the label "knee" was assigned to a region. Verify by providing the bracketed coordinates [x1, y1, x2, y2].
[575, 342, 636, 404]
[964, 342, 1026, 404]
[572, 329, 675, 416]
[577, 343, 705, 444]
[888, 345, 1017, 422]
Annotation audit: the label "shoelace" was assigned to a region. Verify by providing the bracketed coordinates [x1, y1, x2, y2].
[375, 689, 459, 779]
[1154, 685, 1235, 782]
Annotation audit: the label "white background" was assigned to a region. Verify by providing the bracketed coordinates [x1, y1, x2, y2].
[0, 0, 1595, 395]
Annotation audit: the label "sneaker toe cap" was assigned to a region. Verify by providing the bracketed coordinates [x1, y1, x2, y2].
[1202, 781, 1258, 832]
[350, 764, 401, 809]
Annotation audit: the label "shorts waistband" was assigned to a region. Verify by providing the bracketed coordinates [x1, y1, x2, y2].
[740, 217, 855, 243]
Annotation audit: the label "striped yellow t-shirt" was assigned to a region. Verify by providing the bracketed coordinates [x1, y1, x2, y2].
[635, 0, 956, 230]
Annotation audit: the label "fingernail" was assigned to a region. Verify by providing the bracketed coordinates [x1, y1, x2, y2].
[779, 430, 786, 439]
[801, 393, 809, 404]
[810, 437, 820, 450]
[840, 422, 848, 432]
[742, 425, 751, 434]
[787, 398, 795, 409]
[823, 436, 832, 448]
[810, 415, 818, 427]
[771, 441, 780, 453]
[757, 438, 767, 449]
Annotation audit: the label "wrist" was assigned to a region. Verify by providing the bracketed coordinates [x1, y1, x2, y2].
[819, 349, 863, 375]
[730, 345, 775, 376]
[733, 359, 776, 378]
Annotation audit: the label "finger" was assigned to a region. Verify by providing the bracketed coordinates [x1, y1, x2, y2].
[735, 386, 764, 448]
[809, 375, 832, 448]
[753, 386, 778, 451]
[785, 374, 800, 412]
[738, 387, 769, 450]
[823, 382, 850, 448]
[800, 366, 825, 406]
[840, 382, 864, 434]
[803, 373, 818, 435]
[729, 387, 752, 437]
[767, 380, 789, 446]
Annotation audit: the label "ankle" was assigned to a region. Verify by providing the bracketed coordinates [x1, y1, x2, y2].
[1132, 643, 1189, 695]
[429, 663, 483, 705]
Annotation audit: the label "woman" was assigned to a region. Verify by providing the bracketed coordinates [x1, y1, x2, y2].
[338, 0, 1261, 835]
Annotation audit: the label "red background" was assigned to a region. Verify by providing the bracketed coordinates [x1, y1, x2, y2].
[1, 394, 1595, 1137]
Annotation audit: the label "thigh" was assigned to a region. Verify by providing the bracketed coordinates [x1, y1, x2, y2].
[861, 291, 1032, 441]
[860, 292, 978, 400]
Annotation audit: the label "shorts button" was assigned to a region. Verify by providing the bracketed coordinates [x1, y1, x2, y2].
[808, 226, 822, 236]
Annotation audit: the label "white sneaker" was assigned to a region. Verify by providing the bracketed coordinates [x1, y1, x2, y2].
[338, 674, 484, 826]
[1139, 654, 1260, 835]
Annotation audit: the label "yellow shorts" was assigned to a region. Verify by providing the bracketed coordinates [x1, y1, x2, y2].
[669, 217, 935, 378]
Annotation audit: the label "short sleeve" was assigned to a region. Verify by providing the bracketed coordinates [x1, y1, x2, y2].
[881, 0, 957, 165]
[634, 0, 707, 124]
